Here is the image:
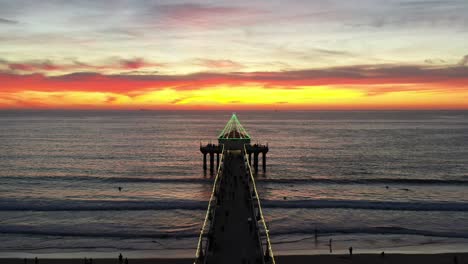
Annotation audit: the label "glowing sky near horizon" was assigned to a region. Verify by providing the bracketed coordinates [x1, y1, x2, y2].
[1, 0, 468, 109]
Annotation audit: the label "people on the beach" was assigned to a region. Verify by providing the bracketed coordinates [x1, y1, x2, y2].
[328, 239, 332, 253]
[34, 257, 38, 264]
[118, 186, 122, 192]
[381, 251, 385, 258]
[125, 257, 129, 264]
[119, 253, 123, 264]
[349, 246, 353, 257]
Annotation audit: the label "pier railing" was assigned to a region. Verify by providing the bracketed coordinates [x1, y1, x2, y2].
[194, 145, 225, 263]
[243, 144, 276, 264]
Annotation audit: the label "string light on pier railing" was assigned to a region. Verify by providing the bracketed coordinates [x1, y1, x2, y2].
[194, 145, 224, 261]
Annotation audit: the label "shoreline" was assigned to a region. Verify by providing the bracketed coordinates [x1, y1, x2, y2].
[2, 233, 468, 262]
[2, 253, 468, 264]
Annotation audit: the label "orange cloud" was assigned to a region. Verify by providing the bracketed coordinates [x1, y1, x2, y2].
[1, 64, 467, 109]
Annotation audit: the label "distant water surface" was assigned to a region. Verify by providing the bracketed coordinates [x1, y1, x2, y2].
[0, 110, 467, 257]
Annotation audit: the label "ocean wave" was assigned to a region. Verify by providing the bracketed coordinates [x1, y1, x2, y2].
[270, 226, 468, 240]
[1, 225, 468, 240]
[263, 199, 468, 212]
[0, 226, 197, 239]
[1, 198, 467, 212]
[0, 175, 217, 185]
[0, 175, 212, 184]
[259, 178, 468, 185]
[2, 175, 468, 186]
[0, 199, 207, 211]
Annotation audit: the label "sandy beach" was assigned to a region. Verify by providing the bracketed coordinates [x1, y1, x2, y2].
[2, 253, 468, 264]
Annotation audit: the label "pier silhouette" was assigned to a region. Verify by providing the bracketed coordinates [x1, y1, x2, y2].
[195, 114, 275, 264]
[200, 114, 268, 174]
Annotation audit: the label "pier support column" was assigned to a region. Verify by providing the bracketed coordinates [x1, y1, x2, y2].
[203, 153, 207, 170]
[253, 153, 259, 173]
[262, 152, 266, 172]
[216, 153, 220, 169]
[248, 153, 252, 166]
[209, 152, 214, 173]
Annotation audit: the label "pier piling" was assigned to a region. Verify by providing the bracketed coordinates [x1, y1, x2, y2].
[209, 152, 214, 172]
[203, 153, 207, 170]
[254, 153, 259, 173]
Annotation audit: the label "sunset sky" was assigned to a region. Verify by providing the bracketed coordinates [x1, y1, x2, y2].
[1, 0, 468, 109]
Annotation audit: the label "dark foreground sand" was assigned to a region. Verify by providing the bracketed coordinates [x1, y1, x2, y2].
[2, 253, 468, 264]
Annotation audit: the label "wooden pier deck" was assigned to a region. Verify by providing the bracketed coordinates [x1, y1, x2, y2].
[194, 114, 274, 264]
[205, 150, 262, 264]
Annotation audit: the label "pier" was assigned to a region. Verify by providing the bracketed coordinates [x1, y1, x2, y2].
[200, 114, 268, 173]
[245, 144, 269, 174]
[195, 114, 275, 264]
[200, 143, 223, 172]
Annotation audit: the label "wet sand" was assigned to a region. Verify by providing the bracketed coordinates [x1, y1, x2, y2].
[3, 253, 468, 264]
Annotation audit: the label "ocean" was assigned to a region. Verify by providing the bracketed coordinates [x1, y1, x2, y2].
[0, 110, 467, 258]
